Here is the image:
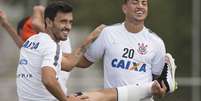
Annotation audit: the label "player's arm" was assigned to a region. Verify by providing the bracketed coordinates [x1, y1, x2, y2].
[77, 24, 108, 69]
[32, 5, 45, 32]
[41, 67, 68, 101]
[75, 55, 93, 68]
[67, 95, 89, 101]
[61, 24, 105, 71]
[0, 10, 24, 48]
[42, 67, 89, 101]
[76, 81, 166, 101]
[40, 41, 69, 101]
[83, 88, 117, 101]
[151, 38, 172, 95]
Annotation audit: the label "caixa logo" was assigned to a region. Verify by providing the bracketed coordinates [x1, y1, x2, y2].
[19, 59, 28, 65]
[111, 58, 146, 72]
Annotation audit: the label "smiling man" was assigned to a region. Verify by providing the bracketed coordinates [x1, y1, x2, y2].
[15, 1, 104, 101]
[76, 0, 177, 100]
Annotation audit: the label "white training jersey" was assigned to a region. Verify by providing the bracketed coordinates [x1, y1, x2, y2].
[60, 37, 72, 54]
[59, 37, 72, 94]
[17, 32, 63, 101]
[85, 23, 166, 89]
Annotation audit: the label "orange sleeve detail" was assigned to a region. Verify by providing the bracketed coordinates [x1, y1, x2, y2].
[21, 18, 37, 41]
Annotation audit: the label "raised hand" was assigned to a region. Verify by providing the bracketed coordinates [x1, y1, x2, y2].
[0, 10, 8, 26]
[82, 24, 106, 48]
[89, 24, 106, 39]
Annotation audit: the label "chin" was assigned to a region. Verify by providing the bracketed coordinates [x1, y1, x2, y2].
[134, 17, 146, 22]
[133, 15, 147, 21]
[60, 37, 67, 41]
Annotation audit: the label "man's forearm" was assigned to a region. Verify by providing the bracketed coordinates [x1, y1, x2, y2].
[61, 28, 102, 71]
[1, 21, 24, 48]
[83, 88, 117, 101]
[43, 79, 67, 101]
[42, 67, 67, 101]
[61, 37, 94, 71]
[61, 24, 105, 71]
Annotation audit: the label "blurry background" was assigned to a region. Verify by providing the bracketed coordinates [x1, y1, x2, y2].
[0, 0, 200, 101]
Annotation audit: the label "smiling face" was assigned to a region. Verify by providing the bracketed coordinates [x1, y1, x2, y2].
[122, 0, 148, 22]
[44, 1, 73, 42]
[50, 12, 73, 41]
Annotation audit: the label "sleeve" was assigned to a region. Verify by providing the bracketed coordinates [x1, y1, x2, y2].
[84, 29, 107, 62]
[60, 37, 72, 53]
[151, 38, 166, 75]
[40, 40, 60, 72]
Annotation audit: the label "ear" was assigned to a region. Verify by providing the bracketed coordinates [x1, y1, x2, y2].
[45, 18, 52, 27]
[122, 4, 127, 14]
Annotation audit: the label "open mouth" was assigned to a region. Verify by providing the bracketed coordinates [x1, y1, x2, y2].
[136, 10, 144, 16]
[62, 30, 69, 37]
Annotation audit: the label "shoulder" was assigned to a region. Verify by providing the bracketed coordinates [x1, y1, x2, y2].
[36, 32, 57, 50]
[100, 23, 123, 37]
[145, 28, 165, 45]
[104, 23, 122, 31]
[143, 28, 166, 50]
[37, 32, 54, 43]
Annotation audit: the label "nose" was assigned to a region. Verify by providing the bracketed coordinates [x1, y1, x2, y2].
[65, 22, 72, 30]
[136, 2, 144, 8]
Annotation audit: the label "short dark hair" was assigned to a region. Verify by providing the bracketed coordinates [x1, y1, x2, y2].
[44, 1, 73, 26]
[17, 16, 30, 35]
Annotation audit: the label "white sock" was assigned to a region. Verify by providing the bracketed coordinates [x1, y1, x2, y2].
[117, 82, 154, 101]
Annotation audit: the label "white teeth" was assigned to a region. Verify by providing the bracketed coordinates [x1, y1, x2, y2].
[136, 11, 143, 14]
[63, 31, 68, 34]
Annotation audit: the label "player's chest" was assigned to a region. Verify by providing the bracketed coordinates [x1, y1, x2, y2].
[105, 37, 156, 64]
[105, 40, 155, 73]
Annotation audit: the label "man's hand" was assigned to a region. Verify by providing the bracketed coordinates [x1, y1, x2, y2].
[151, 80, 167, 98]
[89, 24, 106, 39]
[67, 95, 89, 101]
[61, 24, 106, 71]
[84, 24, 106, 46]
[0, 10, 8, 26]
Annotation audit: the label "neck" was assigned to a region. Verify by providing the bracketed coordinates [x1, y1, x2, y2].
[45, 29, 59, 43]
[124, 19, 144, 33]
